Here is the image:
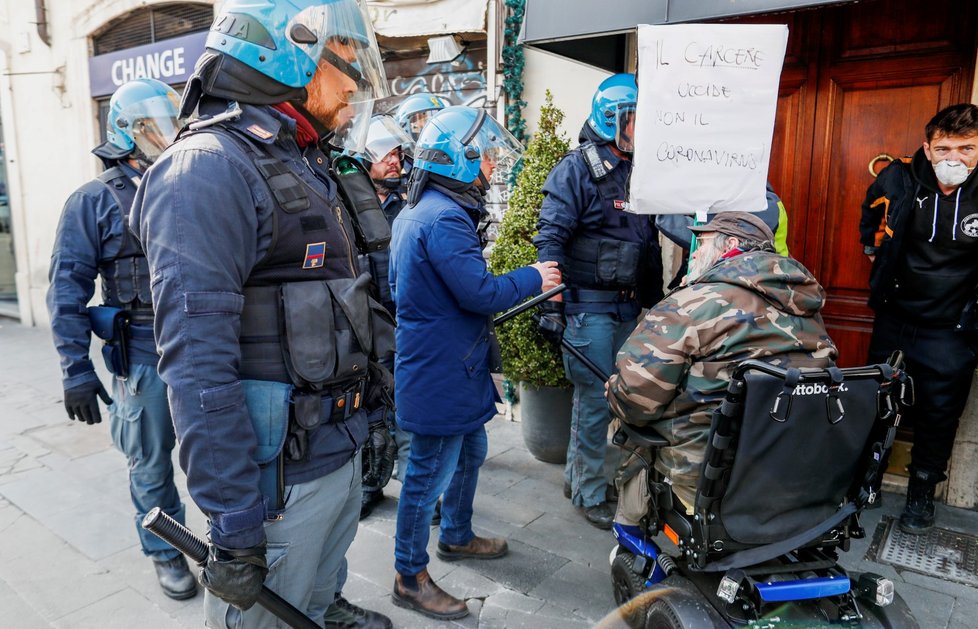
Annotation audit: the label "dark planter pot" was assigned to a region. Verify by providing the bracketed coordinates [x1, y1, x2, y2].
[519, 382, 573, 464]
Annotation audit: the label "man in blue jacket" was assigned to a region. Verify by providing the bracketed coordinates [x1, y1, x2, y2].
[534, 74, 663, 529]
[46, 78, 195, 600]
[132, 2, 394, 627]
[389, 106, 561, 620]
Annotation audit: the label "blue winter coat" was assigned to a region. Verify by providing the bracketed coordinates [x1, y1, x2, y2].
[390, 188, 540, 436]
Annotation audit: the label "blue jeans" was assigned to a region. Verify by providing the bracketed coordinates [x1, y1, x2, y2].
[562, 312, 635, 508]
[206, 457, 361, 628]
[108, 363, 185, 560]
[394, 427, 488, 576]
[393, 421, 413, 483]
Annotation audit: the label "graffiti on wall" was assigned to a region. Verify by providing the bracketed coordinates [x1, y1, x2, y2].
[380, 45, 517, 242]
[377, 45, 487, 115]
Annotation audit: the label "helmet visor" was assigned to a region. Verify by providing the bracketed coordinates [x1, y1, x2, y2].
[331, 99, 374, 154]
[407, 109, 438, 141]
[290, 0, 390, 101]
[364, 116, 413, 163]
[615, 105, 636, 153]
[470, 113, 524, 180]
[121, 93, 181, 162]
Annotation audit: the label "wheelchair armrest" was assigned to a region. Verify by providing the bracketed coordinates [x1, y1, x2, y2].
[614, 423, 670, 448]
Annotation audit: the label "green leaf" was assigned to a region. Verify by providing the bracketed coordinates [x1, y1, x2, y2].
[489, 92, 571, 387]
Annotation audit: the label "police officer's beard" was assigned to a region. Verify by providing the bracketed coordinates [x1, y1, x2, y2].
[302, 78, 345, 132]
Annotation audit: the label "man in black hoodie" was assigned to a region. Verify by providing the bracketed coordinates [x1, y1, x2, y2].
[859, 103, 978, 534]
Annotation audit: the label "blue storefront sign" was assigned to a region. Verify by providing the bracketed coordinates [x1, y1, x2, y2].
[88, 31, 207, 97]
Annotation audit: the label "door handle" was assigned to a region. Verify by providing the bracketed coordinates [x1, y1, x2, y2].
[869, 153, 895, 178]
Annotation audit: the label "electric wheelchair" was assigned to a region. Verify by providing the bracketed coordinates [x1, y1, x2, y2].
[609, 358, 919, 628]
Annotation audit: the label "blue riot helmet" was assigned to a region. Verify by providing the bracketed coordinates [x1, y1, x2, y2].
[106, 78, 181, 167]
[409, 106, 523, 204]
[394, 93, 449, 142]
[204, 0, 390, 152]
[587, 73, 637, 153]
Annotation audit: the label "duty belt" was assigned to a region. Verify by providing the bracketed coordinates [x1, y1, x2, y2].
[568, 288, 637, 303]
[293, 378, 367, 426]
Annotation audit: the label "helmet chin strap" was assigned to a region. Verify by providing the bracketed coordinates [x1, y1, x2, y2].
[477, 171, 490, 192]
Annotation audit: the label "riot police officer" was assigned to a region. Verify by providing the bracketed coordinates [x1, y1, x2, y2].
[355, 114, 410, 519]
[132, 1, 394, 627]
[394, 92, 449, 143]
[46, 78, 196, 599]
[360, 115, 411, 238]
[534, 74, 663, 530]
[394, 92, 449, 180]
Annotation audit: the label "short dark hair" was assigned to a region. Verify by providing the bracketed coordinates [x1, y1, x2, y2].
[925, 104, 978, 142]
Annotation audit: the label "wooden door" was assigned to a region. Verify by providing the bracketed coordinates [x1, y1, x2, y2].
[734, 0, 978, 366]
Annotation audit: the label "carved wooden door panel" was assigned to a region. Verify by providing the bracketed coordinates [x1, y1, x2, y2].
[735, 0, 977, 366]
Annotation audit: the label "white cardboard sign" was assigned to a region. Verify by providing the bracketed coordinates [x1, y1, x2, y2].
[630, 24, 788, 215]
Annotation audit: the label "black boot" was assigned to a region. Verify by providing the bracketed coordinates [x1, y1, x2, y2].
[153, 555, 197, 600]
[898, 469, 941, 534]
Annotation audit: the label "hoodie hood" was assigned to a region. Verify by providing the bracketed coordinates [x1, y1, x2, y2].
[691, 249, 825, 317]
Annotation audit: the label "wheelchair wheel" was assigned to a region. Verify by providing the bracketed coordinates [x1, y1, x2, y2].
[611, 551, 648, 627]
[645, 600, 684, 629]
[644, 580, 729, 629]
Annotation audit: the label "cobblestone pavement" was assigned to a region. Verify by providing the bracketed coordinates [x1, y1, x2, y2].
[1, 320, 976, 628]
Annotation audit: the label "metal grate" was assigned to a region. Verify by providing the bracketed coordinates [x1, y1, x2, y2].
[870, 516, 978, 587]
[92, 3, 213, 55]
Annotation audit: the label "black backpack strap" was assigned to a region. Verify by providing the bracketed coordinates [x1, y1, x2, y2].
[96, 166, 138, 250]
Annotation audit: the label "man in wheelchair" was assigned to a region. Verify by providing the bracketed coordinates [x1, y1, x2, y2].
[607, 211, 837, 514]
[603, 211, 917, 627]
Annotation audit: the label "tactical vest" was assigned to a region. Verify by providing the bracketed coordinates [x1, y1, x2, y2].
[96, 167, 153, 322]
[564, 143, 644, 291]
[224, 132, 393, 460]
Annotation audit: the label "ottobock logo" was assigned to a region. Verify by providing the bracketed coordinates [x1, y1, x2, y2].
[792, 382, 848, 396]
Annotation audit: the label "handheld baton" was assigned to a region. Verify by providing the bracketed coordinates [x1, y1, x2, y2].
[141, 508, 319, 629]
[492, 283, 566, 327]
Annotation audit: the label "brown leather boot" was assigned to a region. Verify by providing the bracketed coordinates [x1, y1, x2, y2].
[436, 536, 508, 561]
[392, 570, 468, 620]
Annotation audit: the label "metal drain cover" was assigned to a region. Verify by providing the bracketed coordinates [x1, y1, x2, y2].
[870, 516, 978, 587]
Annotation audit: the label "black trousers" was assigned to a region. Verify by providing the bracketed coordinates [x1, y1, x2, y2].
[867, 311, 978, 477]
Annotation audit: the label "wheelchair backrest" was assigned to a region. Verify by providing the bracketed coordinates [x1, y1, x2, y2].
[697, 362, 889, 546]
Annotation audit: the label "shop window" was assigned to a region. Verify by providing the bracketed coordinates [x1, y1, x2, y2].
[92, 3, 213, 55]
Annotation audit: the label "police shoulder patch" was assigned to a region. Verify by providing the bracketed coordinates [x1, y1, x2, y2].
[247, 124, 274, 140]
[302, 242, 326, 269]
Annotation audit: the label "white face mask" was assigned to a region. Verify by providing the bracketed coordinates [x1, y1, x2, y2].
[933, 159, 973, 187]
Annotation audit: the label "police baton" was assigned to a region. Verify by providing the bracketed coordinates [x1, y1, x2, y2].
[490, 282, 611, 382]
[141, 508, 319, 629]
[493, 283, 566, 327]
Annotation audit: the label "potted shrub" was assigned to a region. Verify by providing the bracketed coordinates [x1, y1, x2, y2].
[489, 92, 572, 463]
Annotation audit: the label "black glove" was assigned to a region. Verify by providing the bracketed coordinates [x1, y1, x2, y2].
[63, 380, 113, 425]
[363, 420, 397, 489]
[535, 301, 565, 345]
[198, 542, 268, 611]
[365, 360, 395, 413]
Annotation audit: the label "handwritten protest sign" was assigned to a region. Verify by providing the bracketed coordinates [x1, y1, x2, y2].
[630, 24, 788, 215]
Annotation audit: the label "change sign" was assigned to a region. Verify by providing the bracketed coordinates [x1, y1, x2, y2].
[630, 24, 788, 215]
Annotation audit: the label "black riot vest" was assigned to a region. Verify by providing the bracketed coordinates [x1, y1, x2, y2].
[96, 167, 153, 321]
[233, 137, 380, 397]
[563, 144, 645, 291]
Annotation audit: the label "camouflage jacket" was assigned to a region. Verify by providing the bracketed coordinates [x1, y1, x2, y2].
[607, 248, 837, 507]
